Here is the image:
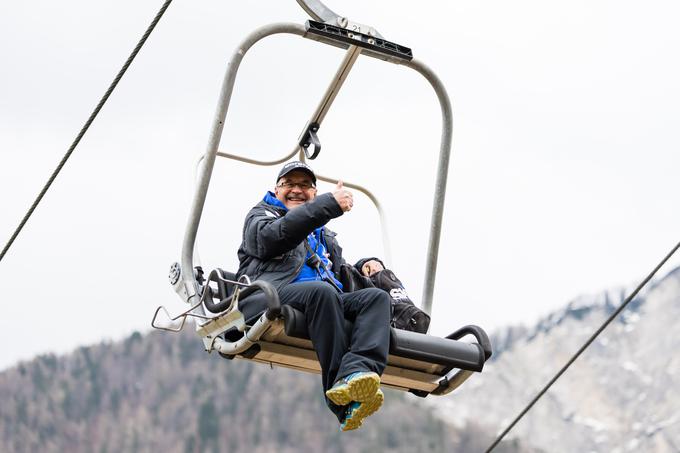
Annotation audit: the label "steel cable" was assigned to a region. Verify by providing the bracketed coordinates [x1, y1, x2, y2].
[485, 239, 680, 452]
[0, 0, 174, 263]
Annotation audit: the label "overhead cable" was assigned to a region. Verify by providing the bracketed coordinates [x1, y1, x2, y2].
[485, 239, 680, 452]
[0, 0, 174, 264]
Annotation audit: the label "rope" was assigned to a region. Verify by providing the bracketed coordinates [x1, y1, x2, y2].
[0, 0, 174, 264]
[485, 239, 680, 452]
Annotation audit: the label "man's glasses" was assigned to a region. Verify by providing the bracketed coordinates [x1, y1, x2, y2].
[277, 181, 316, 190]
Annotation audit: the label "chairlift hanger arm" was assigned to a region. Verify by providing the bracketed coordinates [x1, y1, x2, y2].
[296, 0, 386, 39]
[296, 0, 340, 24]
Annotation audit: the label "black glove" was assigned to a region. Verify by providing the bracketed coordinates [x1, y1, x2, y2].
[339, 263, 374, 292]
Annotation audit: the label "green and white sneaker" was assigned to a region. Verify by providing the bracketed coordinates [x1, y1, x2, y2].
[340, 389, 385, 432]
[326, 371, 381, 406]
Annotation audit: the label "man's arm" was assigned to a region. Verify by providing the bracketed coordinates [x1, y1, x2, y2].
[243, 193, 343, 260]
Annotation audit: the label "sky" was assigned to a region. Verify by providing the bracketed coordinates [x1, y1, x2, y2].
[1, 0, 679, 370]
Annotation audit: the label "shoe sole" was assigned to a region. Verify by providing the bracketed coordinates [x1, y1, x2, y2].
[341, 416, 363, 432]
[341, 390, 384, 432]
[326, 372, 381, 406]
[354, 389, 384, 420]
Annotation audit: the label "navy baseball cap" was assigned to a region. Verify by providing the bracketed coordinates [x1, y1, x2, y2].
[277, 161, 316, 184]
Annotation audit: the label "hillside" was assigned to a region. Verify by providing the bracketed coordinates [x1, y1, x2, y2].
[433, 266, 680, 452]
[0, 325, 535, 452]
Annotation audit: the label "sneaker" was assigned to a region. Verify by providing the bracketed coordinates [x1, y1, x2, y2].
[326, 371, 381, 406]
[340, 389, 385, 432]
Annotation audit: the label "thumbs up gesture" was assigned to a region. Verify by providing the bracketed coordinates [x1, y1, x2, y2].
[333, 180, 354, 212]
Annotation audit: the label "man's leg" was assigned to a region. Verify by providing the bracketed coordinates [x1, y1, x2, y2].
[336, 287, 391, 379]
[324, 287, 391, 430]
[278, 281, 348, 421]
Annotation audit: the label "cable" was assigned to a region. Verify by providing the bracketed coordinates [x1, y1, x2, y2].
[0, 0, 174, 264]
[485, 239, 680, 452]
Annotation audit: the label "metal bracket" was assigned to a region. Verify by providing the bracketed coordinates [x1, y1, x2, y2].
[168, 261, 200, 304]
[198, 308, 247, 351]
[305, 21, 411, 61]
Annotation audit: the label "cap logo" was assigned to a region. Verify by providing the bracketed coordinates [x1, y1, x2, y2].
[277, 161, 316, 183]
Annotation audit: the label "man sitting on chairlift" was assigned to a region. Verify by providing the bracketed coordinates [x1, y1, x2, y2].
[236, 161, 391, 431]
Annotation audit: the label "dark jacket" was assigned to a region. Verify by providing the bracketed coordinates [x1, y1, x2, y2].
[236, 192, 347, 293]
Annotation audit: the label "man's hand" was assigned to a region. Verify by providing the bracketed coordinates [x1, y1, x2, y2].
[361, 259, 384, 277]
[333, 180, 353, 212]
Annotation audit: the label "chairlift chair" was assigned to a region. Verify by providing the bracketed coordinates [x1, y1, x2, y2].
[152, 0, 492, 397]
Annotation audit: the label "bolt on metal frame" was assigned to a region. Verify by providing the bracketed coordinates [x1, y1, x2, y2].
[179, 22, 453, 318]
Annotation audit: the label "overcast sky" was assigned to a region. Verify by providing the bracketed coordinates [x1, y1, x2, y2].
[1, 0, 679, 370]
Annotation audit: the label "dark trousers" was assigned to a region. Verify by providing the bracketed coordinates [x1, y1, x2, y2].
[278, 281, 391, 421]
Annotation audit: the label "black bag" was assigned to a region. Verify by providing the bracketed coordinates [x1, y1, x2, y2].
[339, 264, 431, 334]
[369, 269, 430, 334]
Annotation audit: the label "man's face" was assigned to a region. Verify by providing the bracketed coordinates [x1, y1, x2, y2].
[274, 170, 317, 210]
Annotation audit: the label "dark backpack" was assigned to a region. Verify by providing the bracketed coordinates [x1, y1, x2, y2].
[339, 264, 431, 334]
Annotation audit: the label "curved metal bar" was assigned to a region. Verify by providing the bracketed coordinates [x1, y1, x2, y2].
[447, 324, 493, 360]
[216, 148, 299, 166]
[314, 174, 392, 265]
[199, 148, 394, 264]
[431, 369, 474, 396]
[192, 149, 299, 267]
[295, 0, 341, 24]
[180, 23, 308, 310]
[400, 58, 454, 316]
[191, 155, 206, 270]
[204, 275, 281, 320]
[212, 313, 274, 355]
[151, 305, 188, 332]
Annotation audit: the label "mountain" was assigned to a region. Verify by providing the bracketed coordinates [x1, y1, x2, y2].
[432, 266, 680, 453]
[0, 323, 537, 452]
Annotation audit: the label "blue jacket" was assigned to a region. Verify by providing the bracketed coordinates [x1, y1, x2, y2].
[261, 192, 343, 289]
[236, 191, 346, 295]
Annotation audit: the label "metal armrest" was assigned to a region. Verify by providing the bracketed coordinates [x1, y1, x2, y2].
[446, 325, 493, 360]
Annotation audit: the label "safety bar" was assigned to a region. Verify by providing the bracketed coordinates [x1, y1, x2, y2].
[305, 44, 362, 138]
[193, 149, 394, 264]
[297, 44, 363, 159]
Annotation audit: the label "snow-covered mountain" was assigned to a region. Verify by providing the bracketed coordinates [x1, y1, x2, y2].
[432, 266, 680, 453]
